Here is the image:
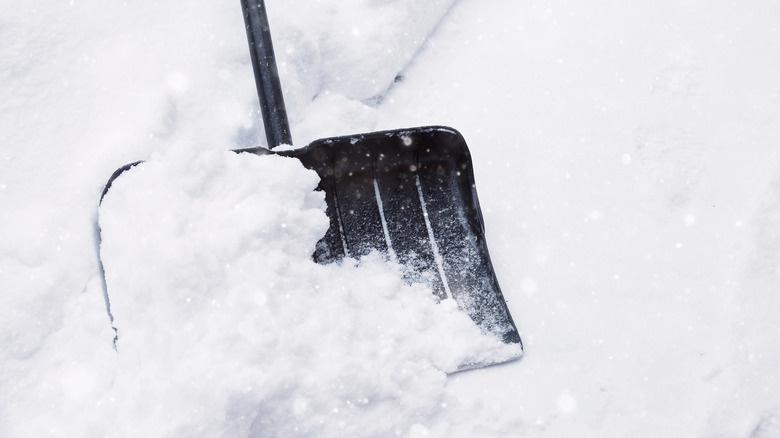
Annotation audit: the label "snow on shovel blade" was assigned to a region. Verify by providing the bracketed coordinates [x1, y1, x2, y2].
[98, 125, 522, 368]
[275, 126, 522, 348]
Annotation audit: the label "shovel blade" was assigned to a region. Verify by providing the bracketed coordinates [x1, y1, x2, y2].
[281, 126, 521, 346]
[100, 126, 522, 354]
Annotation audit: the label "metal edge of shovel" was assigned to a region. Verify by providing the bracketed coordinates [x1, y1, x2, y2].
[97, 0, 522, 368]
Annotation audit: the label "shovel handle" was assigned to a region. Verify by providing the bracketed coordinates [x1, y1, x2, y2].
[241, 0, 292, 149]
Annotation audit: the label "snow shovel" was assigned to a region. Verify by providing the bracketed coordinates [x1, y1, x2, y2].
[100, 0, 522, 360]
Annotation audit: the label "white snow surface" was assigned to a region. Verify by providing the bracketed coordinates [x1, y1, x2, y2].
[2, 0, 780, 437]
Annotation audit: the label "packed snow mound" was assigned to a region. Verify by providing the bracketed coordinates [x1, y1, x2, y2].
[92, 148, 521, 436]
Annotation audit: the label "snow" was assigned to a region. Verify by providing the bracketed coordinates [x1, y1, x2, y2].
[2, 0, 780, 436]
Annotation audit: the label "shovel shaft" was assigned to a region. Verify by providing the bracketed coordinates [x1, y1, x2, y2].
[241, 0, 292, 149]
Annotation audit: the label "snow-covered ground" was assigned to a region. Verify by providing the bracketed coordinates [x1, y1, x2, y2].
[2, 0, 780, 436]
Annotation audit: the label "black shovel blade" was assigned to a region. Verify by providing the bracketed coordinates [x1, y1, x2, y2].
[100, 126, 522, 349]
[275, 126, 521, 346]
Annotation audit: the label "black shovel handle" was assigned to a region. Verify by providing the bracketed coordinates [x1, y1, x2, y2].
[241, 0, 292, 149]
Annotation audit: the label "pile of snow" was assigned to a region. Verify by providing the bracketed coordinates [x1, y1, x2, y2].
[0, 146, 519, 436]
